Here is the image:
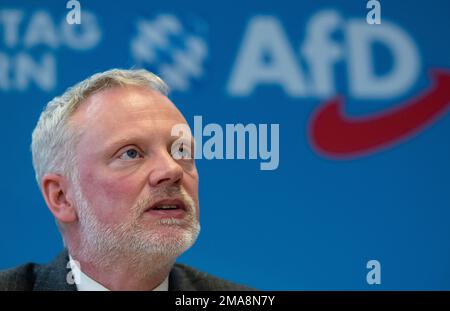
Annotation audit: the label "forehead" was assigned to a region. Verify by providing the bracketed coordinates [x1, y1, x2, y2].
[71, 86, 186, 131]
[75, 85, 184, 124]
[71, 86, 186, 151]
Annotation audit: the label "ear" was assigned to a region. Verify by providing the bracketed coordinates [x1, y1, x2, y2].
[41, 174, 78, 224]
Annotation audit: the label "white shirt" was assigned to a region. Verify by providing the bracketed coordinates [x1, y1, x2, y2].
[69, 256, 169, 291]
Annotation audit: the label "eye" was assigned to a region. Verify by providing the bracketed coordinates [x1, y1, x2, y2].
[118, 148, 142, 160]
[178, 143, 185, 153]
[171, 141, 193, 160]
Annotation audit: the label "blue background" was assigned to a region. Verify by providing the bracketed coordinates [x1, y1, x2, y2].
[0, 0, 449, 290]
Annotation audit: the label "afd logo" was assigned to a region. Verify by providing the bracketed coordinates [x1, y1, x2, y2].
[309, 70, 450, 158]
[131, 14, 208, 92]
[227, 10, 450, 158]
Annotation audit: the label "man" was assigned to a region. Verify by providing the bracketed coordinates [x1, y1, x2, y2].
[0, 69, 252, 291]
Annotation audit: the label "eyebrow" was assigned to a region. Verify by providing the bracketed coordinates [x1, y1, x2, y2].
[103, 135, 148, 154]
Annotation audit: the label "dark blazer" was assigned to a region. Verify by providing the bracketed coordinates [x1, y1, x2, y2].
[0, 250, 253, 291]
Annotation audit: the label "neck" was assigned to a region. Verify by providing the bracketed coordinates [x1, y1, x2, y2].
[70, 249, 175, 291]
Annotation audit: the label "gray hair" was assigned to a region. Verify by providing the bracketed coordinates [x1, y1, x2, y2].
[31, 68, 169, 187]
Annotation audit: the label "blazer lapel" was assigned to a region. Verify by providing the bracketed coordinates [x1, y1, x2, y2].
[33, 249, 77, 291]
[168, 264, 196, 291]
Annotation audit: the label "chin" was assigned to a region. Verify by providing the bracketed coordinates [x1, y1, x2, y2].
[138, 237, 195, 259]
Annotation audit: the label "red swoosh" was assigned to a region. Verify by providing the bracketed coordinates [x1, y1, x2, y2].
[309, 70, 450, 158]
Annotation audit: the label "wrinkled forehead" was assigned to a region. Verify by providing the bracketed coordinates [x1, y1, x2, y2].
[71, 86, 187, 130]
[78, 85, 184, 120]
[67, 86, 191, 153]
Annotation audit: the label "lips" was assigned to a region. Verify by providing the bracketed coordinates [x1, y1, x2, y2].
[144, 198, 188, 219]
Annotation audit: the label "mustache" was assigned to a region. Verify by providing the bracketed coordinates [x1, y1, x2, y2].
[133, 186, 196, 215]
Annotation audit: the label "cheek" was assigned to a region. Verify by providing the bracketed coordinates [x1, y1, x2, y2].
[78, 168, 142, 222]
[182, 173, 200, 212]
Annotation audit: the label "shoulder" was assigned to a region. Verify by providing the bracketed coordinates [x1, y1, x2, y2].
[0, 263, 38, 291]
[170, 263, 256, 291]
[0, 251, 76, 291]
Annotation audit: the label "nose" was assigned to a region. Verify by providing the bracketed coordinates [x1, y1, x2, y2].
[148, 152, 183, 187]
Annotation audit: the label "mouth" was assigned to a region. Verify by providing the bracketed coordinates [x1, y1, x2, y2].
[144, 198, 188, 219]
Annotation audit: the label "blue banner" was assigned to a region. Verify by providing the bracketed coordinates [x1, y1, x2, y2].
[0, 0, 449, 290]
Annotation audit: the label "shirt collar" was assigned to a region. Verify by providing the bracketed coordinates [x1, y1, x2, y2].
[69, 255, 169, 291]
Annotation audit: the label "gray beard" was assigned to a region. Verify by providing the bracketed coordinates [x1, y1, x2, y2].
[71, 178, 200, 274]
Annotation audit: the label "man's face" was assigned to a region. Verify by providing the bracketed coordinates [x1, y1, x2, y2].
[69, 85, 200, 260]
